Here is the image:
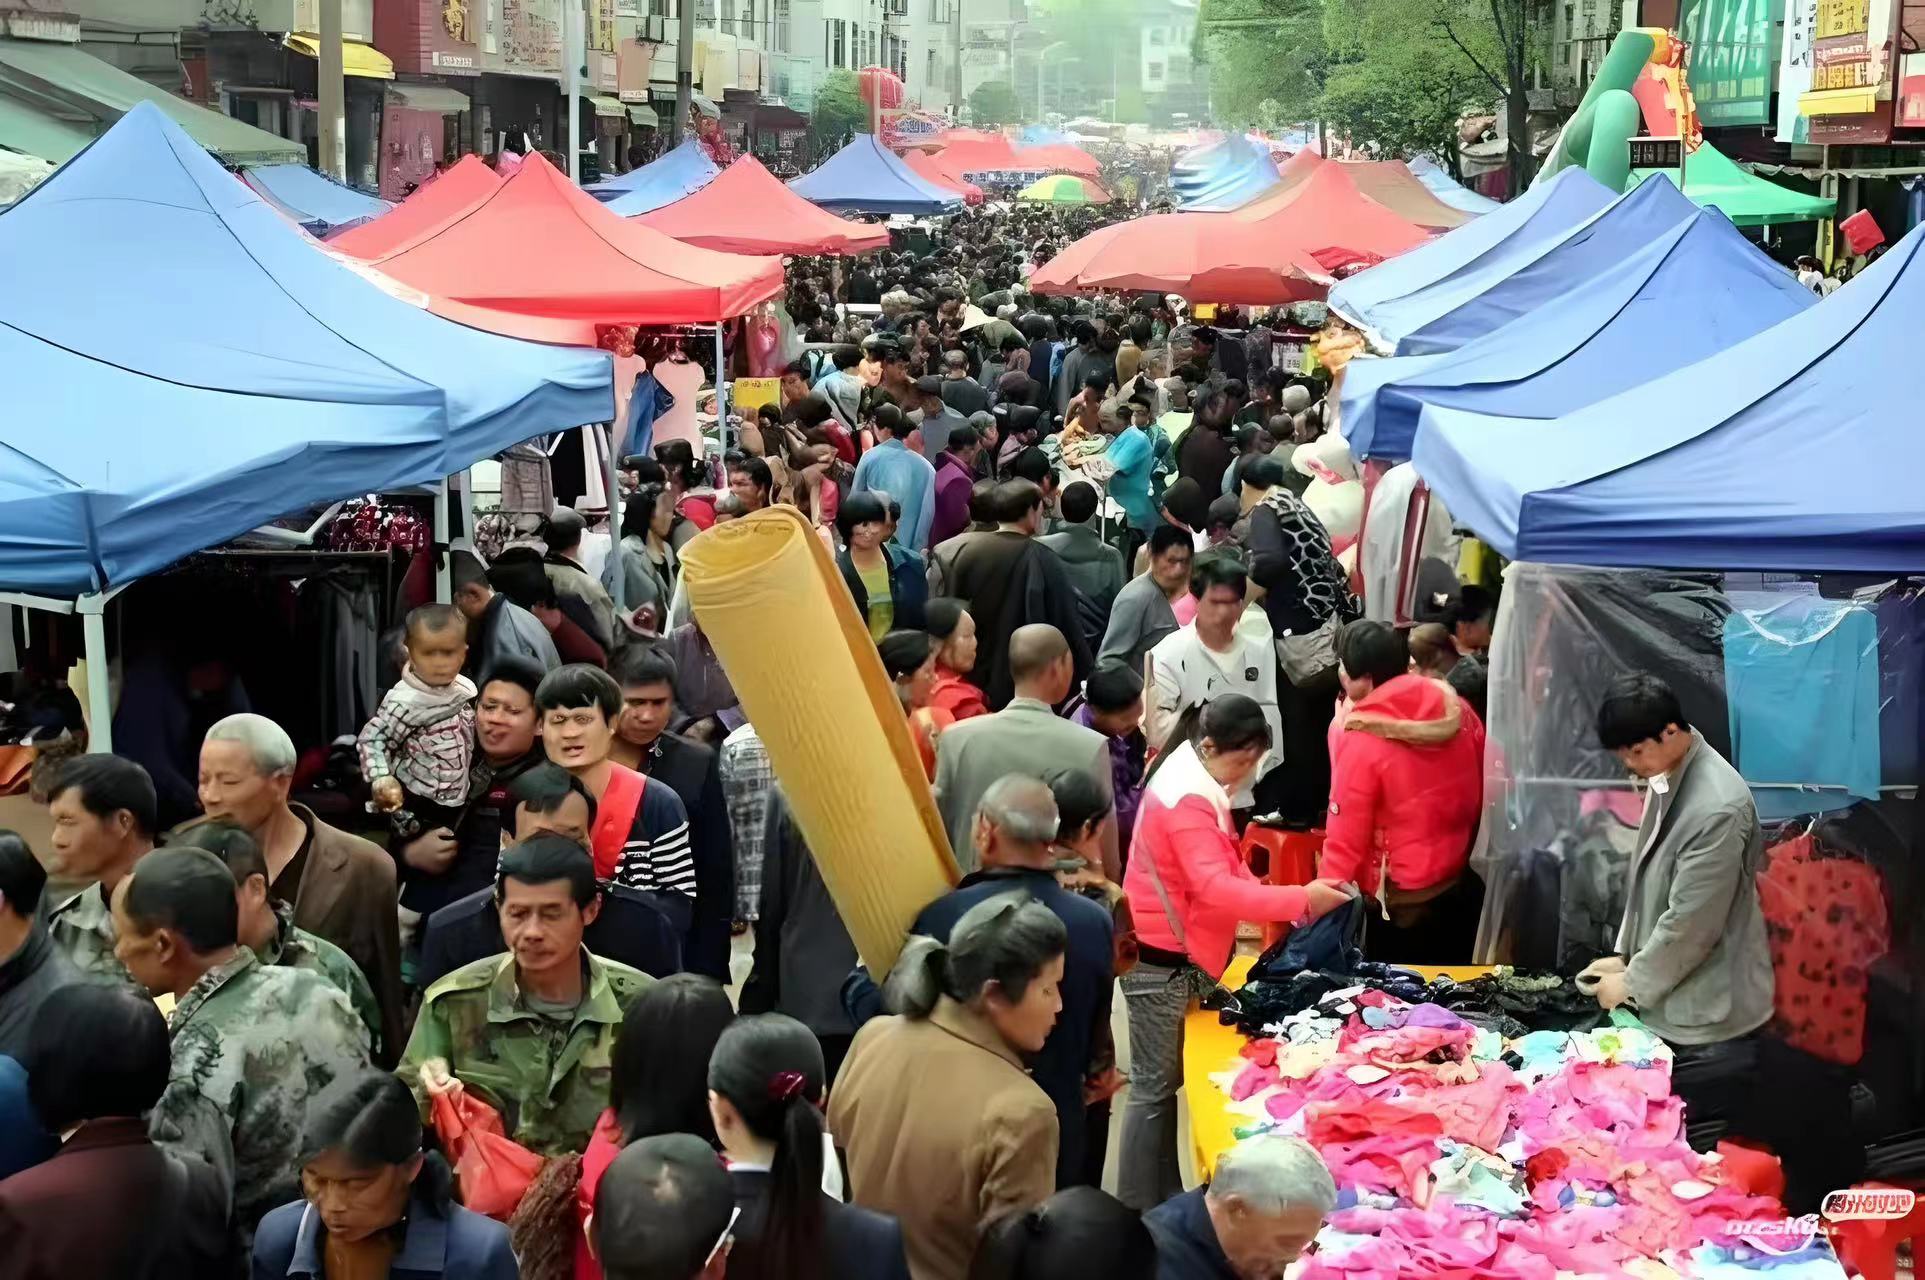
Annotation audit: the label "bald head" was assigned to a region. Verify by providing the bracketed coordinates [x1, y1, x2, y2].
[1008, 624, 1073, 704]
[974, 774, 1061, 870]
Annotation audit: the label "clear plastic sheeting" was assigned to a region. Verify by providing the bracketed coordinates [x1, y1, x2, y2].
[1471, 563, 1733, 965]
[1474, 564, 1925, 979]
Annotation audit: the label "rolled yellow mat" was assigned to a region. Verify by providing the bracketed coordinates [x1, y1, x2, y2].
[680, 506, 958, 974]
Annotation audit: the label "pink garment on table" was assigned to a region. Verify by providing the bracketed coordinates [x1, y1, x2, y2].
[1264, 1089, 1307, 1121]
[1231, 1059, 1281, 1100]
[1398, 1060, 1520, 1151]
[1341, 1021, 1475, 1062]
[1241, 1039, 1280, 1068]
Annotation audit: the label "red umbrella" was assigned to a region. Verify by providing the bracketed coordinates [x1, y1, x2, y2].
[636, 155, 891, 255]
[1032, 161, 1429, 304]
[904, 150, 983, 204]
[1014, 143, 1102, 177]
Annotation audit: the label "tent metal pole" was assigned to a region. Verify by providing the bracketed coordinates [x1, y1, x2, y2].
[714, 322, 730, 453]
[434, 479, 452, 603]
[606, 422, 626, 612]
[78, 595, 112, 754]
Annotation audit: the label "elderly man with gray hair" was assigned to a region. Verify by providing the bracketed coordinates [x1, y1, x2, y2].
[867, 772, 1117, 1190]
[1146, 1136, 1337, 1279]
[186, 712, 405, 1064]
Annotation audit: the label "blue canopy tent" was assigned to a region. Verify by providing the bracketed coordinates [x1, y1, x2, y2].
[1, 103, 613, 745]
[787, 134, 963, 215]
[1412, 220, 1925, 572]
[1171, 134, 1282, 211]
[1339, 207, 1814, 462]
[241, 163, 392, 235]
[589, 137, 721, 215]
[1387, 177, 1700, 356]
[1329, 167, 1614, 349]
[1407, 155, 1502, 214]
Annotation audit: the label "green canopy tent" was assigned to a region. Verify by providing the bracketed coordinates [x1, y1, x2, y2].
[1017, 173, 1111, 205]
[1629, 139, 1833, 226]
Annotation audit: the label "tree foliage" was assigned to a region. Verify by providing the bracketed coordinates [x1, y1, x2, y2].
[968, 80, 1022, 127]
[813, 69, 867, 143]
[1198, 0, 1545, 184]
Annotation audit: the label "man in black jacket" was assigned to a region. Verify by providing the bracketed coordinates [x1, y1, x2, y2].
[611, 646, 735, 981]
[945, 479, 1093, 708]
[0, 832, 82, 1059]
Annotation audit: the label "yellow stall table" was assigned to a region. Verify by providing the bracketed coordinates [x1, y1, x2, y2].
[1184, 956, 1493, 1179]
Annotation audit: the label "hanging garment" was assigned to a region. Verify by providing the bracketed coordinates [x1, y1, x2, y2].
[1756, 831, 1889, 1065]
[1723, 594, 1881, 820]
[624, 371, 668, 462]
[498, 442, 554, 517]
[654, 356, 708, 458]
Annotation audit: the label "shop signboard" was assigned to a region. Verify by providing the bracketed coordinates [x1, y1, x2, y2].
[1628, 135, 1684, 168]
[425, 0, 563, 80]
[1900, 51, 1925, 126]
[1777, 0, 1818, 141]
[1793, 0, 1897, 143]
[1678, 0, 1778, 127]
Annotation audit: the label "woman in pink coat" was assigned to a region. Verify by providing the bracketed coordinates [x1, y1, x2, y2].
[1117, 694, 1350, 1210]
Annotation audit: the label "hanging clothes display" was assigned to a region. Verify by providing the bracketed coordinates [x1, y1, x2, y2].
[1757, 830, 1890, 1066]
[653, 348, 709, 458]
[1723, 594, 1881, 820]
[498, 442, 555, 516]
[624, 369, 668, 461]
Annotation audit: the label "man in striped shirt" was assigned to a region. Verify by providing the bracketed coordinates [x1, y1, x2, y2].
[534, 665, 697, 936]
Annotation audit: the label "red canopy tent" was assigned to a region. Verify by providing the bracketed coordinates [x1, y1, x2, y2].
[1338, 160, 1472, 230]
[329, 154, 498, 256]
[928, 135, 1027, 174]
[635, 155, 890, 255]
[354, 152, 783, 344]
[1032, 160, 1430, 303]
[1014, 143, 1101, 177]
[904, 149, 983, 204]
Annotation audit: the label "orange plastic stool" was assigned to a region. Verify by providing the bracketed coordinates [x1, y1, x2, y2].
[1825, 1184, 1925, 1280]
[1240, 824, 1323, 948]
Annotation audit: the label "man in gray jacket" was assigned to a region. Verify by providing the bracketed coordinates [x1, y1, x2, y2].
[1586, 673, 1773, 1046]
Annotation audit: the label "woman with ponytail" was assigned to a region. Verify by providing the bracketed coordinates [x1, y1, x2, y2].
[252, 1070, 517, 1279]
[708, 1015, 911, 1280]
[829, 892, 1068, 1280]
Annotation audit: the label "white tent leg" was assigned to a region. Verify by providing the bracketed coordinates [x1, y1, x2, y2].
[434, 479, 452, 604]
[606, 423, 626, 612]
[79, 596, 112, 754]
[714, 322, 730, 453]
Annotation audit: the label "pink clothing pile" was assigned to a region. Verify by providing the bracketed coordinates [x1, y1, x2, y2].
[1206, 994, 1827, 1280]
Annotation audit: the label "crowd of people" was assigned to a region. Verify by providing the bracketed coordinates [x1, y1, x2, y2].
[0, 193, 1792, 1280]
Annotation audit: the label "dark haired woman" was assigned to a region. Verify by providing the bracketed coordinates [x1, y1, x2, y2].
[830, 893, 1067, 1280]
[923, 597, 989, 723]
[710, 1014, 910, 1280]
[573, 974, 736, 1280]
[252, 1070, 516, 1279]
[836, 492, 928, 641]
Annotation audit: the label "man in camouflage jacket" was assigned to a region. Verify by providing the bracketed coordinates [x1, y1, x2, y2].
[113, 848, 370, 1257]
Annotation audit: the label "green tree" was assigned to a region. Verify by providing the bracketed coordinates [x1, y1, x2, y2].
[812, 69, 868, 145]
[1193, 0, 1327, 131]
[968, 80, 1022, 127]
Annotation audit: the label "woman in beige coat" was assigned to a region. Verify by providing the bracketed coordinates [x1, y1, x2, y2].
[828, 894, 1067, 1280]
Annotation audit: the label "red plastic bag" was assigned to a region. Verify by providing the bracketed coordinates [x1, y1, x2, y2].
[1841, 208, 1886, 257]
[430, 1087, 546, 1221]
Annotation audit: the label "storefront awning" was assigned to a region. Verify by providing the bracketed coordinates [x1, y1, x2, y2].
[0, 37, 302, 166]
[282, 35, 396, 81]
[627, 104, 658, 128]
[0, 92, 96, 164]
[590, 95, 626, 119]
[386, 83, 471, 114]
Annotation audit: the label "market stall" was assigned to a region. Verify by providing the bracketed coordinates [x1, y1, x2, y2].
[787, 134, 965, 216]
[1338, 205, 1814, 464]
[588, 136, 722, 217]
[1329, 167, 1615, 353]
[1340, 159, 1475, 230]
[0, 103, 614, 752]
[327, 153, 499, 255]
[1183, 953, 1848, 1279]
[241, 162, 392, 236]
[1409, 155, 1503, 214]
[634, 154, 890, 256]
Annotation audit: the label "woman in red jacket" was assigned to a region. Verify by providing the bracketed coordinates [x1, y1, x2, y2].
[1117, 694, 1350, 1211]
[1323, 621, 1485, 965]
